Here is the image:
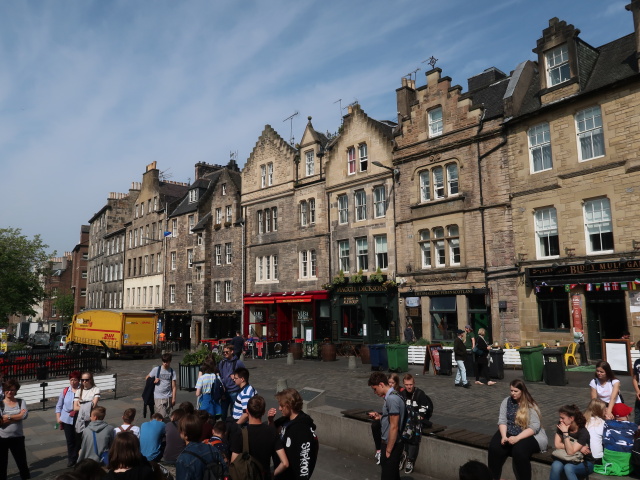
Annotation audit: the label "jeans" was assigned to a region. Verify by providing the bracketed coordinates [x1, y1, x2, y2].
[549, 459, 594, 480]
[455, 360, 468, 385]
[380, 441, 403, 480]
[487, 430, 539, 480]
[220, 391, 239, 421]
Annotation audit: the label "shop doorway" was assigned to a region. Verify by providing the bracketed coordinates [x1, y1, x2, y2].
[586, 292, 627, 360]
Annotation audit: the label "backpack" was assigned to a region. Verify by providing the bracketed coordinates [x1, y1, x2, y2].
[183, 447, 225, 480]
[401, 390, 434, 442]
[229, 428, 265, 480]
[212, 374, 225, 402]
[154, 365, 174, 385]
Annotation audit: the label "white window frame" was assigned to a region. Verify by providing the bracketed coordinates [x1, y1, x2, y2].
[169, 285, 176, 304]
[188, 189, 198, 203]
[187, 249, 194, 268]
[226, 205, 232, 224]
[546, 44, 570, 87]
[272, 208, 278, 231]
[433, 167, 445, 199]
[305, 150, 314, 176]
[338, 195, 348, 224]
[186, 284, 193, 303]
[215, 208, 222, 225]
[419, 230, 431, 268]
[356, 237, 368, 271]
[300, 251, 308, 278]
[419, 171, 430, 203]
[214, 282, 221, 302]
[428, 107, 443, 137]
[267, 163, 273, 186]
[358, 143, 368, 172]
[446, 164, 459, 196]
[171, 251, 176, 270]
[355, 190, 367, 221]
[300, 201, 308, 226]
[433, 227, 446, 267]
[374, 235, 388, 270]
[273, 255, 279, 280]
[576, 106, 605, 162]
[215, 245, 222, 265]
[528, 123, 553, 173]
[172, 219, 178, 237]
[448, 225, 460, 266]
[225, 281, 232, 302]
[222, 184, 227, 195]
[584, 198, 614, 254]
[309, 198, 316, 224]
[373, 186, 386, 218]
[257, 257, 263, 281]
[261, 165, 266, 188]
[257, 211, 263, 234]
[188, 215, 195, 233]
[338, 240, 350, 273]
[225, 243, 232, 264]
[535, 208, 560, 259]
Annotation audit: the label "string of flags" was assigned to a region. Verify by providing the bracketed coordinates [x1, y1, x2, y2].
[534, 279, 640, 293]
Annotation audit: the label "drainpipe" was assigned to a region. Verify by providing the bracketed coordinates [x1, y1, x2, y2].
[476, 109, 507, 341]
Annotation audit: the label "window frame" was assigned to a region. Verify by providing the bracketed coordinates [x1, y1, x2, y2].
[374, 235, 388, 270]
[356, 237, 369, 271]
[358, 143, 368, 172]
[347, 147, 356, 175]
[545, 44, 570, 87]
[535, 207, 560, 259]
[373, 186, 386, 218]
[305, 150, 314, 176]
[338, 195, 349, 224]
[576, 106, 605, 162]
[338, 240, 350, 273]
[584, 198, 614, 254]
[528, 122, 553, 173]
[428, 106, 443, 137]
[355, 190, 367, 222]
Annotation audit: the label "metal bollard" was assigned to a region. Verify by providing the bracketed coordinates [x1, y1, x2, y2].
[348, 355, 356, 370]
[276, 378, 288, 393]
[287, 352, 294, 365]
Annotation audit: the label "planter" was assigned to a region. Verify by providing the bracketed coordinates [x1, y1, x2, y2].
[360, 344, 371, 364]
[289, 342, 303, 360]
[179, 363, 201, 390]
[321, 342, 337, 362]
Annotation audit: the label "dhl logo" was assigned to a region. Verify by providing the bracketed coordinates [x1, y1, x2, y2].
[103, 333, 116, 340]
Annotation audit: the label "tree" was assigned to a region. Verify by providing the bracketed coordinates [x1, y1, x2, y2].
[54, 291, 75, 324]
[0, 228, 50, 320]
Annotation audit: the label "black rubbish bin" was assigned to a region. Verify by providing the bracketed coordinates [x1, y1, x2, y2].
[543, 348, 568, 386]
[488, 349, 505, 380]
[464, 350, 477, 380]
[438, 348, 453, 376]
[36, 366, 48, 381]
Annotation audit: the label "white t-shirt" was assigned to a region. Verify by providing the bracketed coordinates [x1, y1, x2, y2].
[586, 416, 605, 460]
[114, 424, 140, 438]
[589, 378, 621, 404]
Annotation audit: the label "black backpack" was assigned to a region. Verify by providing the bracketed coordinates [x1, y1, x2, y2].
[229, 428, 264, 480]
[183, 447, 225, 480]
[212, 374, 225, 402]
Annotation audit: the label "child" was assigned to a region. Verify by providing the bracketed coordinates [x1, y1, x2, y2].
[114, 407, 140, 438]
[204, 420, 230, 463]
[77, 406, 114, 463]
[594, 403, 638, 476]
[140, 412, 166, 462]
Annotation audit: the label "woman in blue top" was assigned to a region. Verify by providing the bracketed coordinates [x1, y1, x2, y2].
[176, 413, 226, 480]
[55, 371, 82, 467]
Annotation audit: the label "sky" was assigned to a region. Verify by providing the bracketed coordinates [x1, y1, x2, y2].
[0, 0, 630, 255]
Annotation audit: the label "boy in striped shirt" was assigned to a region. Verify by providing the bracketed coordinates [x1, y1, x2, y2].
[232, 367, 257, 425]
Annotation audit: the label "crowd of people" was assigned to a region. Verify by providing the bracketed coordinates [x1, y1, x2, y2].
[49, 343, 318, 480]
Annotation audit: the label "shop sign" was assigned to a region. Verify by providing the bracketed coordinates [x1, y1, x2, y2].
[253, 311, 264, 322]
[405, 297, 420, 307]
[336, 285, 386, 293]
[401, 289, 485, 297]
[527, 260, 640, 279]
[297, 310, 311, 323]
[406, 307, 420, 317]
[630, 291, 640, 327]
[342, 296, 360, 305]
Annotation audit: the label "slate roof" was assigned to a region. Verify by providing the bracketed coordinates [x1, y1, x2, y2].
[468, 77, 510, 120]
[513, 33, 638, 119]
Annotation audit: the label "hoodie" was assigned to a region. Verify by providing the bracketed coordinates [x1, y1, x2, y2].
[78, 420, 114, 463]
[275, 411, 319, 480]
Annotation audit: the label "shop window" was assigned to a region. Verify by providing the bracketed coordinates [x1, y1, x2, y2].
[430, 296, 457, 341]
[341, 305, 363, 338]
[538, 291, 570, 331]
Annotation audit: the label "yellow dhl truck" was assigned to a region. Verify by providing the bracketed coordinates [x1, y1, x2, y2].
[68, 309, 157, 358]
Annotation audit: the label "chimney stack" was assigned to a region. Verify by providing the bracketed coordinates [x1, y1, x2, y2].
[626, 1, 640, 69]
[396, 77, 416, 120]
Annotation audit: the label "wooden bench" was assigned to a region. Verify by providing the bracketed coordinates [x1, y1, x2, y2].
[504, 349, 522, 368]
[18, 374, 117, 410]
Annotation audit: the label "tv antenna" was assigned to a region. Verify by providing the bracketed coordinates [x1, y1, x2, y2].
[283, 111, 299, 145]
[334, 98, 342, 124]
[405, 67, 421, 82]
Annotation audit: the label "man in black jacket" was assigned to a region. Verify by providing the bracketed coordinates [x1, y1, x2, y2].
[400, 374, 433, 475]
[454, 329, 471, 388]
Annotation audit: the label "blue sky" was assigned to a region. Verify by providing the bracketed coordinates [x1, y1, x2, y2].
[0, 0, 630, 255]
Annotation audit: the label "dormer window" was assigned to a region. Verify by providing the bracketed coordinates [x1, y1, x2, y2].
[305, 151, 314, 176]
[188, 189, 198, 203]
[428, 107, 443, 137]
[546, 45, 570, 87]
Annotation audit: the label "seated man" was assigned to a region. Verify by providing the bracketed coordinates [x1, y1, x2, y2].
[140, 412, 166, 462]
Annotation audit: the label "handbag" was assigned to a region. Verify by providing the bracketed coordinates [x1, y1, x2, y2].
[552, 436, 584, 464]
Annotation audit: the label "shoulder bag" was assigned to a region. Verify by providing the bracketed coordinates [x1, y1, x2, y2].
[551, 436, 584, 464]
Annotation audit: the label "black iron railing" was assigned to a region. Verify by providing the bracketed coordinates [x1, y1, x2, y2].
[0, 349, 103, 382]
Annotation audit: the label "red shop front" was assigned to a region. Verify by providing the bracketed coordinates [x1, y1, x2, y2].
[243, 291, 330, 342]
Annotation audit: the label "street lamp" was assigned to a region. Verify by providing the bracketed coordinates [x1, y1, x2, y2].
[371, 161, 400, 182]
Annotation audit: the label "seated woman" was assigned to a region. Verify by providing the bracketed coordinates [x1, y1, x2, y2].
[487, 379, 547, 480]
[589, 360, 622, 419]
[583, 398, 606, 465]
[549, 404, 593, 480]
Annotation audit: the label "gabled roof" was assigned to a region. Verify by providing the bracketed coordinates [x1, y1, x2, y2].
[326, 105, 396, 150]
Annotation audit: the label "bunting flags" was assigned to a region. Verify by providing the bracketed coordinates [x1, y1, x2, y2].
[534, 281, 638, 294]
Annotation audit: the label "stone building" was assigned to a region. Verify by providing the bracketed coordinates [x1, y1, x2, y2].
[241, 121, 331, 344]
[392, 67, 515, 344]
[165, 160, 243, 348]
[505, 5, 640, 358]
[123, 162, 189, 344]
[42, 253, 73, 333]
[70, 225, 89, 314]
[87, 186, 139, 310]
[324, 105, 399, 343]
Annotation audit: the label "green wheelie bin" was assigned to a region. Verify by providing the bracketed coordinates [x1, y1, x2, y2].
[518, 345, 544, 382]
[386, 344, 409, 373]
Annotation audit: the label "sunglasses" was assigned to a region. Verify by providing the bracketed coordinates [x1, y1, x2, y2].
[81, 379, 92, 382]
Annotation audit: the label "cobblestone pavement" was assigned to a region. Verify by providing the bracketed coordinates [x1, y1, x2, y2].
[13, 352, 611, 478]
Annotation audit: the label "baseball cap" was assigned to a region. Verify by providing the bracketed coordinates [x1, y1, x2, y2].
[465, 325, 472, 330]
[456, 329, 465, 335]
[612, 403, 633, 418]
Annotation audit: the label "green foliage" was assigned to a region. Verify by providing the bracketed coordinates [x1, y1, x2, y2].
[0, 228, 50, 321]
[353, 268, 365, 284]
[370, 267, 384, 283]
[54, 291, 75, 322]
[332, 269, 346, 285]
[182, 345, 220, 366]
[414, 338, 429, 346]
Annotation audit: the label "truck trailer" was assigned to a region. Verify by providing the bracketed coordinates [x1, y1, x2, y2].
[68, 309, 157, 358]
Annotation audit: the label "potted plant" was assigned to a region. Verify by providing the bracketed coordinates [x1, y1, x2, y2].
[370, 267, 387, 284]
[179, 345, 211, 391]
[214, 223, 222, 231]
[321, 282, 334, 291]
[332, 269, 347, 285]
[224, 221, 232, 228]
[352, 269, 365, 284]
[382, 279, 398, 290]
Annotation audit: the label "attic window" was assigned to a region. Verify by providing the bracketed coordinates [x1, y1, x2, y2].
[188, 189, 198, 203]
[546, 45, 570, 87]
[222, 184, 227, 195]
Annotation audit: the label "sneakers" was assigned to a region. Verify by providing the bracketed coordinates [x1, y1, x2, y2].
[454, 382, 462, 387]
[374, 451, 380, 465]
[399, 451, 406, 471]
[405, 460, 414, 474]
[463, 383, 471, 388]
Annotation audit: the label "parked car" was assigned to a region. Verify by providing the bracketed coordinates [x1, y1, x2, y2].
[53, 335, 67, 351]
[31, 331, 50, 349]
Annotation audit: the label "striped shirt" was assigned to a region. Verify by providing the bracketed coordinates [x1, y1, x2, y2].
[195, 373, 216, 394]
[232, 384, 257, 420]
